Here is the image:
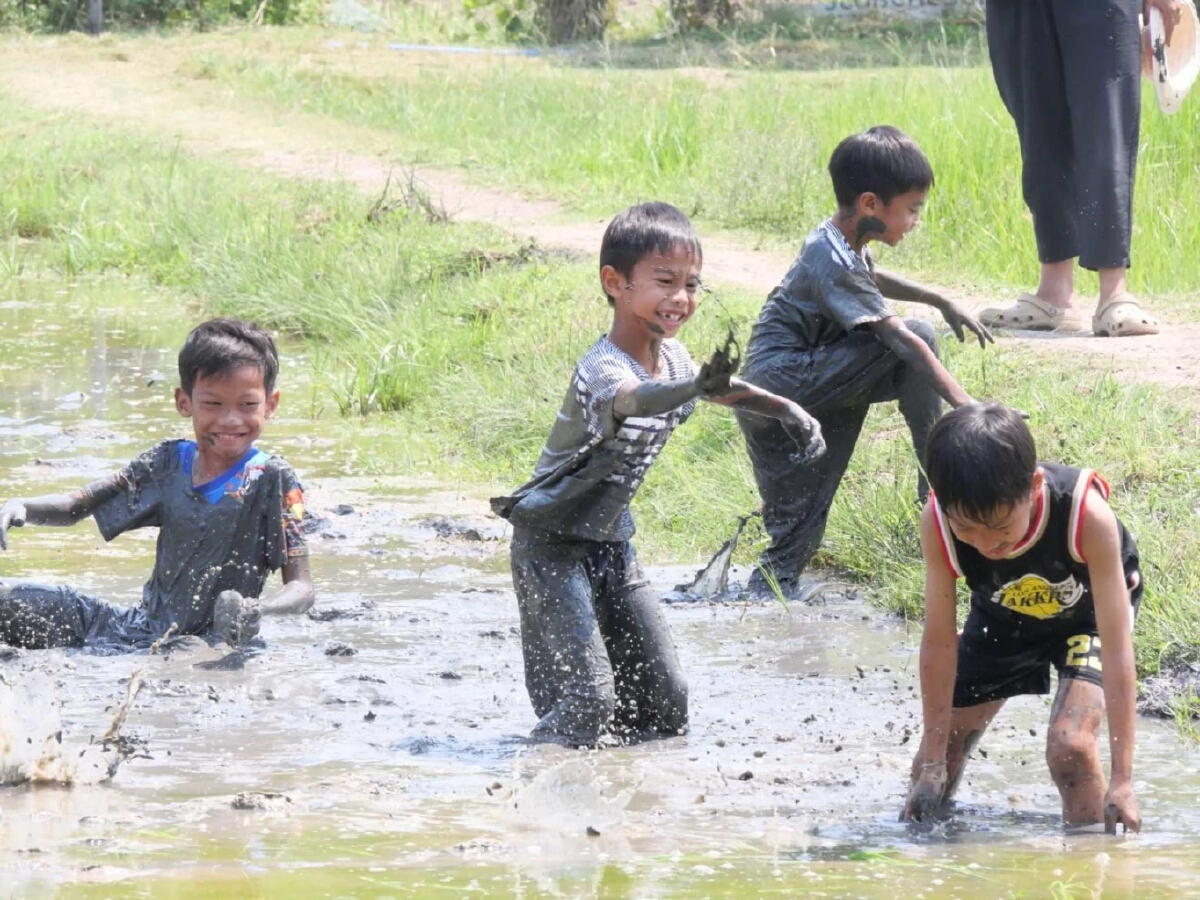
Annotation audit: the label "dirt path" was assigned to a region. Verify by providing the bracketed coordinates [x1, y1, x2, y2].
[2, 36, 1198, 391]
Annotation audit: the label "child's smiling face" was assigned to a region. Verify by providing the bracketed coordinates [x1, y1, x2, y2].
[603, 245, 702, 340]
[175, 365, 279, 466]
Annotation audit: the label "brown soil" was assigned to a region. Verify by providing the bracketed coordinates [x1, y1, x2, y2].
[1, 34, 1197, 391]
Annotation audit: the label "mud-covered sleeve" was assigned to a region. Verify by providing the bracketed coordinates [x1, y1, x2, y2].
[813, 246, 891, 333]
[574, 352, 639, 439]
[280, 464, 308, 564]
[668, 341, 699, 425]
[90, 442, 171, 542]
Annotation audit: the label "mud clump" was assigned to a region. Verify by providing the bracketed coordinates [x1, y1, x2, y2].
[231, 792, 292, 812]
[1139, 667, 1200, 718]
[324, 641, 357, 657]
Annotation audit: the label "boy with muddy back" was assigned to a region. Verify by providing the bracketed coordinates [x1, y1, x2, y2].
[492, 202, 825, 748]
[737, 126, 993, 594]
[902, 404, 1142, 833]
[0, 318, 314, 651]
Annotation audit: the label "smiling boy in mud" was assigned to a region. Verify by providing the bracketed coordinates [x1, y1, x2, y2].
[737, 125, 993, 595]
[902, 404, 1142, 833]
[0, 318, 314, 651]
[492, 202, 825, 748]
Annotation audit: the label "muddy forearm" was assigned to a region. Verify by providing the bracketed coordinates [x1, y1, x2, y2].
[916, 632, 957, 763]
[258, 579, 314, 616]
[875, 321, 971, 407]
[1102, 643, 1137, 783]
[873, 269, 946, 309]
[17, 492, 98, 527]
[612, 378, 700, 421]
[711, 379, 796, 419]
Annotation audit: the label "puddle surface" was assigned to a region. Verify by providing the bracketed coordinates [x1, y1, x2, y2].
[2, 277, 1200, 898]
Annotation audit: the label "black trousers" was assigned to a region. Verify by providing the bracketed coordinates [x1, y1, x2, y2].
[509, 528, 688, 747]
[737, 319, 943, 589]
[986, 0, 1142, 271]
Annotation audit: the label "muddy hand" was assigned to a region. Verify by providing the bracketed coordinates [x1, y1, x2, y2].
[0, 500, 27, 552]
[900, 764, 947, 823]
[1104, 781, 1141, 834]
[1146, 0, 1183, 42]
[695, 331, 741, 398]
[783, 407, 826, 466]
[942, 301, 993, 349]
[213, 590, 262, 649]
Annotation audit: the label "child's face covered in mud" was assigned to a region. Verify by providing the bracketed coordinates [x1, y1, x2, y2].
[603, 245, 701, 340]
[175, 365, 280, 465]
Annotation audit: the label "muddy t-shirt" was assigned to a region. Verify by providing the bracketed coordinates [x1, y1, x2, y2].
[492, 336, 696, 542]
[744, 220, 891, 362]
[82, 440, 308, 637]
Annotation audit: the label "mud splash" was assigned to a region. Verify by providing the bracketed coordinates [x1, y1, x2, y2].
[3, 278, 1200, 897]
[0, 669, 143, 786]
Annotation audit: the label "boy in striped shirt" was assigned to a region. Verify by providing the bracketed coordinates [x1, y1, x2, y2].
[492, 202, 825, 748]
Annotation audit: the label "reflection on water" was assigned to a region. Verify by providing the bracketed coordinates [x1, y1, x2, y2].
[2, 276, 1200, 898]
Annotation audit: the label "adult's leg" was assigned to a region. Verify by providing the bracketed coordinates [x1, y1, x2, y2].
[738, 405, 869, 589]
[598, 542, 688, 741]
[1046, 677, 1108, 826]
[509, 535, 616, 747]
[0, 580, 105, 649]
[985, 0, 1081, 315]
[1055, 0, 1140, 276]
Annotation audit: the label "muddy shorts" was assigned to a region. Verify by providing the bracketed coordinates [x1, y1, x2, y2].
[509, 528, 688, 748]
[953, 596, 1142, 709]
[0, 580, 160, 651]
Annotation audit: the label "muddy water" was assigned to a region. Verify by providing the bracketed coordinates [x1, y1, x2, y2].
[2, 277, 1200, 899]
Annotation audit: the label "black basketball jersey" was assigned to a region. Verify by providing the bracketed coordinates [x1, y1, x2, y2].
[929, 463, 1140, 630]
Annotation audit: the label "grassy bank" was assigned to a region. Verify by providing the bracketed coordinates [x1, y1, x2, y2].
[181, 39, 1200, 297]
[2, 97, 1200, 681]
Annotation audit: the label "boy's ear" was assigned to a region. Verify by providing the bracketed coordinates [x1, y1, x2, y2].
[265, 389, 281, 419]
[600, 264, 627, 303]
[1030, 466, 1045, 498]
[175, 388, 193, 419]
[857, 192, 881, 217]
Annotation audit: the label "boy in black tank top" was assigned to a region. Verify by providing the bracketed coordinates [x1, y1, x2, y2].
[901, 404, 1143, 833]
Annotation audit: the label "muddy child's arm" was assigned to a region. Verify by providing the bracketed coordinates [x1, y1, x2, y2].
[868, 317, 973, 408]
[258, 555, 315, 616]
[0, 485, 112, 551]
[612, 338, 740, 420]
[708, 379, 826, 464]
[872, 269, 993, 349]
[901, 504, 960, 822]
[1080, 496, 1140, 834]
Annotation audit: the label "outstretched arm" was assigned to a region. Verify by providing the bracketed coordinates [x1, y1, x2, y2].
[707, 379, 825, 464]
[868, 317, 974, 408]
[0, 484, 114, 551]
[902, 503, 961, 822]
[873, 269, 993, 349]
[612, 335, 741, 421]
[1080, 496, 1140, 834]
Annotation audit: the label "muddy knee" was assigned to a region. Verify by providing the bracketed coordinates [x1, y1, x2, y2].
[904, 318, 939, 355]
[1046, 729, 1101, 788]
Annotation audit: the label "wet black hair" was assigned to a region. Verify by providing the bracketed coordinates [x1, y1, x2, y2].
[178, 318, 280, 396]
[925, 403, 1038, 524]
[598, 202, 702, 305]
[828, 125, 935, 209]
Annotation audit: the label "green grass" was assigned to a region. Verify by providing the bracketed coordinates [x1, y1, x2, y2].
[181, 40, 1200, 297]
[2, 93, 1200, 681]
